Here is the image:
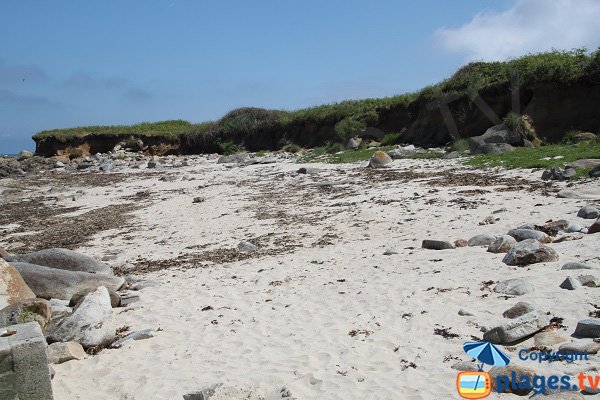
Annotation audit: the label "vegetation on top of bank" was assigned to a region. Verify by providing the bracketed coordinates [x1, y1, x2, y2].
[33, 48, 600, 151]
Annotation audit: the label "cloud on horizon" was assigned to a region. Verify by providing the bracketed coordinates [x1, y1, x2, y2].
[434, 0, 600, 61]
[0, 58, 50, 85]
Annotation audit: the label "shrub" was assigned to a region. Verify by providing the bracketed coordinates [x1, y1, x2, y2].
[381, 132, 401, 146]
[326, 142, 346, 154]
[216, 141, 239, 155]
[334, 117, 367, 139]
[67, 147, 83, 159]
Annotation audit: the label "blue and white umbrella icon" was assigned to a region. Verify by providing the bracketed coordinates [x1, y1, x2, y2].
[463, 341, 511, 369]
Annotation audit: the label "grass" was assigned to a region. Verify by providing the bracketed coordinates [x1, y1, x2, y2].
[33, 48, 600, 153]
[464, 140, 600, 169]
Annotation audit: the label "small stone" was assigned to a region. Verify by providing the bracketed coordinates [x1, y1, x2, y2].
[573, 319, 600, 338]
[147, 161, 157, 168]
[192, 196, 205, 204]
[494, 279, 534, 296]
[467, 234, 496, 247]
[383, 249, 398, 255]
[458, 309, 473, 316]
[502, 302, 536, 319]
[421, 240, 455, 250]
[561, 262, 593, 270]
[479, 216, 498, 225]
[502, 239, 559, 266]
[487, 235, 517, 254]
[534, 331, 568, 347]
[46, 342, 86, 364]
[577, 206, 600, 219]
[454, 239, 468, 248]
[237, 241, 257, 253]
[560, 277, 581, 290]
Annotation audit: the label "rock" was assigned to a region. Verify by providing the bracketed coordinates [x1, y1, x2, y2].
[489, 365, 537, 395]
[471, 142, 515, 154]
[386, 147, 415, 159]
[99, 162, 113, 172]
[517, 223, 536, 230]
[76, 161, 93, 170]
[183, 383, 223, 400]
[147, 160, 157, 168]
[368, 151, 392, 168]
[589, 218, 600, 234]
[559, 341, 600, 355]
[553, 233, 585, 243]
[538, 219, 569, 236]
[458, 309, 473, 316]
[563, 166, 577, 178]
[12, 262, 125, 300]
[47, 286, 116, 348]
[573, 319, 600, 338]
[451, 361, 479, 371]
[557, 187, 600, 200]
[383, 249, 398, 255]
[502, 239, 559, 266]
[469, 122, 531, 155]
[46, 341, 86, 364]
[237, 241, 257, 253]
[577, 206, 600, 219]
[494, 279, 535, 296]
[534, 331, 568, 347]
[17, 150, 34, 161]
[577, 274, 600, 287]
[347, 137, 362, 150]
[571, 132, 597, 142]
[454, 239, 468, 248]
[0, 245, 8, 259]
[421, 240, 455, 250]
[217, 154, 247, 164]
[467, 234, 496, 247]
[192, 196, 206, 204]
[542, 166, 569, 181]
[507, 228, 551, 243]
[478, 215, 499, 225]
[111, 329, 155, 348]
[70, 288, 121, 308]
[5, 248, 114, 275]
[566, 224, 584, 233]
[559, 276, 581, 290]
[0, 298, 51, 333]
[567, 158, 600, 170]
[483, 311, 547, 344]
[487, 235, 517, 253]
[590, 165, 600, 178]
[0, 259, 36, 309]
[502, 302, 536, 319]
[561, 261, 593, 270]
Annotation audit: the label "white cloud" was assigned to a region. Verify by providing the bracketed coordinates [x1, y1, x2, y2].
[435, 0, 600, 61]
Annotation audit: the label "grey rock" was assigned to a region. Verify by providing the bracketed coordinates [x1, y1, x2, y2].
[17, 150, 34, 161]
[561, 261, 594, 270]
[502, 239, 559, 266]
[12, 262, 124, 300]
[467, 234, 496, 247]
[147, 160, 157, 168]
[590, 165, 600, 178]
[483, 311, 547, 344]
[573, 319, 600, 338]
[217, 154, 247, 165]
[0, 298, 51, 333]
[577, 274, 600, 287]
[368, 151, 392, 168]
[5, 248, 113, 275]
[421, 240, 455, 250]
[566, 223, 584, 233]
[559, 276, 581, 290]
[502, 302, 536, 319]
[568, 158, 600, 170]
[347, 137, 362, 150]
[183, 383, 223, 400]
[70, 288, 121, 308]
[237, 241, 257, 253]
[386, 148, 414, 160]
[76, 161, 93, 170]
[99, 162, 113, 172]
[557, 187, 600, 200]
[489, 365, 536, 395]
[383, 249, 398, 256]
[577, 206, 600, 219]
[494, 279, 535, 296]
[589, 217, 600, 234]
[47, 286, 116, 348]
[507, 228, 551, 243]
[458, 309, 474, 317]
[487, 235, 517, 253]
[478, 215, 499, 225]
[559, 341, 600, 355]
[111, 329, 155, 348]
[46, 341, 85, 364]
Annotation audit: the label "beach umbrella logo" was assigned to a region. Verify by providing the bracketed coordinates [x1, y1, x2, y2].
[463, 341, 511, 368]
[456, 342, 510, 399]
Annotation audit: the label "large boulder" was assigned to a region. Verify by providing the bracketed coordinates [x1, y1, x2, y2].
[46, 286, 116, 348]
[483, 310, 548, 344]
[11, 262, 125, 300]
[368, 151, 392, 168]
[502, 239, 559, 266]
[469, 123, 526, 155]
[0, 258, 35, 309]
[4, 248, 114, 275]
[567, 159, 600, 170]
[0, 298, 51, 333]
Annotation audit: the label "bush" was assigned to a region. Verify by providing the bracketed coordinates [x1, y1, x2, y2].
[450, 138, 470, 152]
[334, 117, 366, 139]
[67, 147, 83, 159]
[216, 141, 239, 155]
[286, 143, 302, 153]
[381, 132, 401, 146]
[326, 142, 346, 154]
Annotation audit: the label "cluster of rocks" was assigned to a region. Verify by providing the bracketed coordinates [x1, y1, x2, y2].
[0, 153, 59, 178]
[468, 117, 538, 155]
[542, 159, 600, 181]
[0, 247, 152, 375]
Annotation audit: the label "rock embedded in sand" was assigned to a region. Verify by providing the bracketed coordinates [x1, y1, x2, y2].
[467, 234, 496, 247]
[559, 276, 581, 290]
[487, 235, 517, 253]
[0, 258, 36, 309]
[483, 311, 547, 344]
[12, 262, 125, 300]
[507, 228, 551, 243]
[534, 331, 568, 347]
[489, 364, 537, 395]
[561, 261, 594, 270]
[70, 287, 121, 308]
[559, 341, 600, 355]
[502, 302, 536, 319]
[237, 241, 257, 253]
[588, 218, 600, 234]
[454, 239, 468, 248]
[4, 248, 114, 275]
[573, 319, 600, 338]
[494, 279, 534, 296]
[577, 274, 600, 287]
[421, 240, 455, 250]
[47, 341, 86, 364]
[502, 239, 559, 266]
[47, 286, 116, 348]
[111, 329, 155, 348]
[577, 206, 600, 219]
[368, 151, 392, 168]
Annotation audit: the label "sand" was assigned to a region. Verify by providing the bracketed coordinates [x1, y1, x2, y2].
[2, 155, 599, 399]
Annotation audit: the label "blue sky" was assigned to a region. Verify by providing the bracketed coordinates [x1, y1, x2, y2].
[1, 0, 599, 153]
